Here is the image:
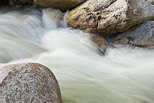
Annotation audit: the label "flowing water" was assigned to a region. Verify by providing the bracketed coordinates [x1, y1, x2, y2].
[0, 7, 154, 103]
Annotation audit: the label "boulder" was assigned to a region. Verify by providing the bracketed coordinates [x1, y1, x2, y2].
[34, 0, 86, 11]
[112, 21, 154, 47]
[9, 0, 33, 6]
[146, 0, 154, 4]
[66, 0, 154, 37]
[90, 35, 107, 54]
[0, 63, 62, 103]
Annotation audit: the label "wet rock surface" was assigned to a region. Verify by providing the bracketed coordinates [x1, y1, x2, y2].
[34, 0, 86, 11]
[66, 0, 154, 36]
[113, 21, 154, 47]
[9, 0, 33, 6]
[0, 63, 62, 103]
[43, 9, 64, 27]
[90, 35, 107, 54]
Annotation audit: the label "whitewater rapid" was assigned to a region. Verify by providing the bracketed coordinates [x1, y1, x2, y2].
[0, 7, 154, 103]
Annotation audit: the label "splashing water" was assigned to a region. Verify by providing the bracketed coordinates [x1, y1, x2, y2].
[0, 7, 154, 103]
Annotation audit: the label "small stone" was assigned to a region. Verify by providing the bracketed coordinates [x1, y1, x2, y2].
[90, 35, 108, 54]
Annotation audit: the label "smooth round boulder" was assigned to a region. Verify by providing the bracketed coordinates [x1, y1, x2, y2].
[90, 35, 108, 54]
[0, 63, 62, 103]
[66, 0, 154, 37]
[113, 21, 154, 47]
[34, 0, 86, 11]
[9, 0, 33, 6]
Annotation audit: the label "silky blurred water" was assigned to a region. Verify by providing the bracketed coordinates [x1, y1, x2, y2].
[0, 7, 154, 103]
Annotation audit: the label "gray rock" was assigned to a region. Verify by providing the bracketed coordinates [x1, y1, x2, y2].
[0, 63, 62, 103]
[66, 0, 154, 37]
[113, 21, 154, 47]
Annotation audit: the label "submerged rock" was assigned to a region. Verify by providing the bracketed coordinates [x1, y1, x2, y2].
[0, 63, 62, 103]
[45, 9, 64, 27]
[34, 0, 86, 11]
[9, 0, 33, 6]
[90, 35, 107, 54]
[49, 9, 63, 22]
[66, 0, 154, 37]
[113, 21, 154, 47]
[42, 8, 64, 30]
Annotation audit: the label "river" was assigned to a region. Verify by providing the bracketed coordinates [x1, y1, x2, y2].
[0, 7, 154, 103]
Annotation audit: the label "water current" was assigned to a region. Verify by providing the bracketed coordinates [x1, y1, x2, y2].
[0, 7, 154, 103]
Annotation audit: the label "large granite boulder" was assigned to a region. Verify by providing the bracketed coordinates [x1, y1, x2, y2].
[34, 0, 86, 11]
[90, 35, 107, 54]
[66, 0, 154, 37]
[0, 63, 62, 103]
[9, 0, 33, 6]
[113, 21, 154, 47]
